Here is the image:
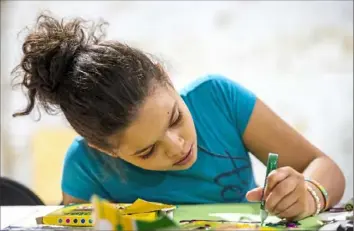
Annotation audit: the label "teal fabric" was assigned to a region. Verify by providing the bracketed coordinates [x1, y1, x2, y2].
[61, 74, 257, 204]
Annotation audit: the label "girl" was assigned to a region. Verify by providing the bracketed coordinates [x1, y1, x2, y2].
[13, 14, 345, 221]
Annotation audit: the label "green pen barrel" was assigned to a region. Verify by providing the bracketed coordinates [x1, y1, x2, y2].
[260, 153, 279, 210]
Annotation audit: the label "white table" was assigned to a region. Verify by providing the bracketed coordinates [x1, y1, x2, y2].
[1, 206, 352, 230]
[1, 206, 61, 229]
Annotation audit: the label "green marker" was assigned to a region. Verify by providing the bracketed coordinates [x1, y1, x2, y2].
[260, 153, 279, 226]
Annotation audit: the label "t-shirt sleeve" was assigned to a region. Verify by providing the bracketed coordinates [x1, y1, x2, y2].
[61, 138, 106, 201]
[211, 75, 257, 136]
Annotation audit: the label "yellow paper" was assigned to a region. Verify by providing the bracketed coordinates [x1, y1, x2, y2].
[92, 196, 136, 230]
[124, 212, 158, 221]
[123, 198, 175, 214]
[92, 196, 177, 231]
[38, 198, 174, 227]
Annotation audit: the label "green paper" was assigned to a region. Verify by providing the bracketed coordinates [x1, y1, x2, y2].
[135, 215, 178, 231]
[173, 203, 323, 230]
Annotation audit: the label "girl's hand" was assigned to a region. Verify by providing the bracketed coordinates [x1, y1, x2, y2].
[246, 166, 317, 221]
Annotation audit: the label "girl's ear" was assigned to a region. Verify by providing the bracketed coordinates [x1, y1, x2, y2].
[87, 143, 118, 158]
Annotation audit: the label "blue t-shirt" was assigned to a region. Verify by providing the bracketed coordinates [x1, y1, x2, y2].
[61, 74, 257, 204]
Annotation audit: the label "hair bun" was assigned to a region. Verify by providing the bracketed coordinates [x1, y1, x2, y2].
[16, 13, 104, 105]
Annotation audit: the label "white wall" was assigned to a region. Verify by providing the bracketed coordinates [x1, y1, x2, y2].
[1, 1, 353, 202]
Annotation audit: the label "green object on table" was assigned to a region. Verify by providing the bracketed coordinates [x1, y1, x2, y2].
[135, 215, 178, 231]
[173, 203, 323, 230]
[260, 153, 279, 226]
[344, 198, 353, 211]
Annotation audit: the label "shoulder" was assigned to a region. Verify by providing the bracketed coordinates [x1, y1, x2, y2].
[179, 73, 256, 105]
[63, 136, 102, 169]
[64, 136, 91, 162]
[179, 74, 257, 135]
[61, 136, 107, 201]
[179, 74, 235, 96]
[63, 136, 119, 174]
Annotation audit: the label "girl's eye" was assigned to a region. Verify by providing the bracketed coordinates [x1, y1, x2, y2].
[140, 110, 183, 160]
[171, 111, 183, 127]
[140, 145, 155, 160]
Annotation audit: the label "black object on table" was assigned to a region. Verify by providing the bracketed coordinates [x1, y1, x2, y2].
[337, 220, 353, 231]
[0, 177, 44, 206]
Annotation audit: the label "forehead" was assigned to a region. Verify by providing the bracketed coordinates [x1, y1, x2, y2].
[118, 85, 176, 154]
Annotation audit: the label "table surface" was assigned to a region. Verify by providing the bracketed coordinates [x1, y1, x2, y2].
[1, 205, 352, 230]
[1, 206, 61, 229]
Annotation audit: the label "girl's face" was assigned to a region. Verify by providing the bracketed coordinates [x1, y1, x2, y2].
[109, 84, 198, 171]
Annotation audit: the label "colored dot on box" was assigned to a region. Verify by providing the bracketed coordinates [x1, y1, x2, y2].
[58, 219, 62, 223]
[81, 219, 85, 224]
[73, 219, 78, 223]
[89, 219, 93, 224]
[66, 219, 70, 223]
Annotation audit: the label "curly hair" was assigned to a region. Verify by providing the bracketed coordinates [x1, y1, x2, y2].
[12, 13, 167, 150]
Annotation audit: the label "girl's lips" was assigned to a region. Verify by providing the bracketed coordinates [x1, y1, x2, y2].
[174, 143, 194, 166]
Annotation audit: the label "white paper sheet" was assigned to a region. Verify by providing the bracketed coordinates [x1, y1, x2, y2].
[209, 213, 282, 223]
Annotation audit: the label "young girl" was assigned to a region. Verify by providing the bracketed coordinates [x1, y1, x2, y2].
[13, 14, 344, 221]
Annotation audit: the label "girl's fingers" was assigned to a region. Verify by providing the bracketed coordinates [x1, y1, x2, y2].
[277, 200, 303, 220]
[264, 167, 292, 197]
[265, 175, 298, 213]
[258, 165, 308, 220]
[273, 187, 301, 215]
[246, 187, 263, 202]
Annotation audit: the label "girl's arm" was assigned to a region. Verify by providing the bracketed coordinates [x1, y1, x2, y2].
[244, 99, 345, 217]
[62, 192, 89, 205]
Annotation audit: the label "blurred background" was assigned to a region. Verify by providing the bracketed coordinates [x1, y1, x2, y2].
[1, 1, 353, 205]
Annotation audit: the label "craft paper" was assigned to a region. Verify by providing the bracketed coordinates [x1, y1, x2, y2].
[36, 197, 175, 227]
[179, 220, 279, 230]
[209, 212, 282, 223]
[92, 195, 178, 231]
[123, 198, 175, 215]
